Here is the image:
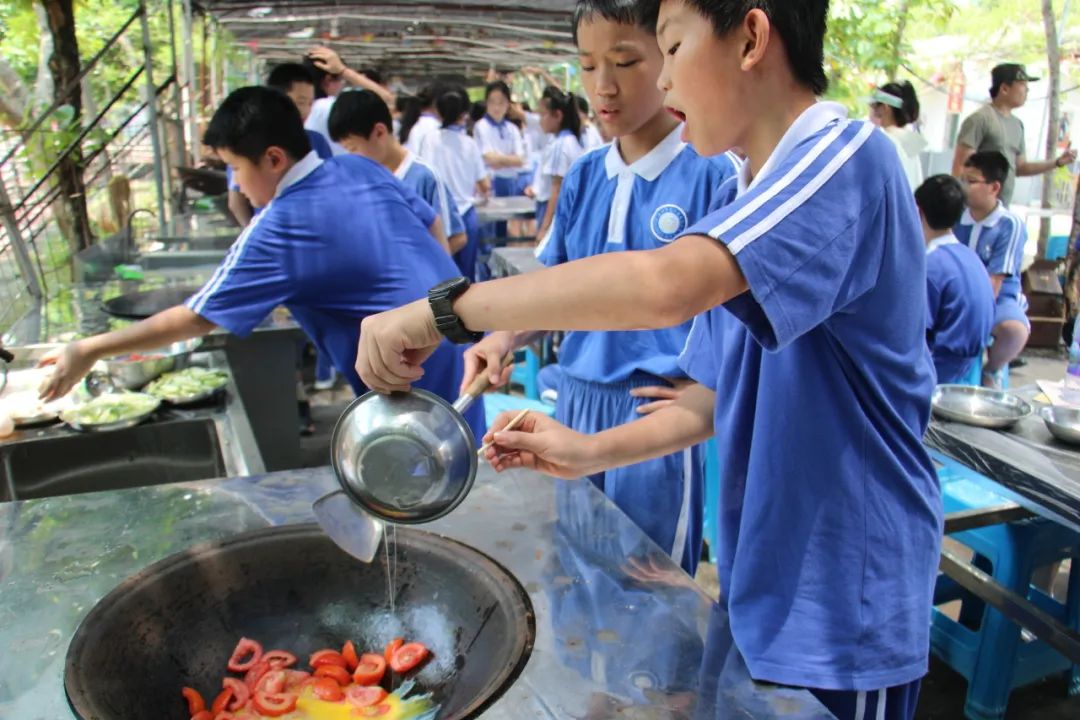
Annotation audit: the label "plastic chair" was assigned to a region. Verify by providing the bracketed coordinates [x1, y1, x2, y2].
[930, 451, 1080, 720]
[483, 391, 555, 428]
[508, 348, 542, 400]
[700, 438, 721, 564]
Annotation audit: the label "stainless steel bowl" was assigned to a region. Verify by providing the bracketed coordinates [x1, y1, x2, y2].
[1039, 405, 1080, 446]
[330, 389, 478, 524]
[103, 338, 201, 390]
[931, 384, 1032, 429]
[60, 393, 161, 433]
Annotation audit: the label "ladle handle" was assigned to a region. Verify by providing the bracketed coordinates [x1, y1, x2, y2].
[452, 352, 515, 414]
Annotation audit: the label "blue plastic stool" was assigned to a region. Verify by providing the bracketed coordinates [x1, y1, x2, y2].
[483, 391, 555, 428]
[509, 348, 542, 400]
[957, 352, 1009, 389]
[930, 452, 1080, 720]
[701, 438, 720, 564]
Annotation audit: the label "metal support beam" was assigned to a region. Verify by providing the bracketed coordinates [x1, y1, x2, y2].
[943, 503, 1036, 534]
[167, 0, 187, 167]
[138, 2, 167, 235]
[939, 547, 1080, 663]
[0, 181, 43, 301]
[181, 0, 200, 166]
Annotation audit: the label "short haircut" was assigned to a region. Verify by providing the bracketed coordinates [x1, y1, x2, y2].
[266, 63, 315, 94]
[327, 89, 392, 142]
[542, 86, 583, 139]
[204, 86, 311, 162]
[964, 151, 1010, 187]
[485, 80, 512, 102]
[643, 0, 829, 96]
[301, 56, 337, 98]
[572, 0, 658, 44]
[914, 175, 966, 231]
[436, 85, 471, 128]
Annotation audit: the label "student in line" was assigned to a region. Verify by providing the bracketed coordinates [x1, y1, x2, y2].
[525, 86, 586, 243]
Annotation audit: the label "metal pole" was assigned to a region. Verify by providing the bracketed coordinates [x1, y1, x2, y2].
[138, 2, 167, 235]
[181, 0, 199, 166]
[166, 0, 187, 164]
[0, 181, 43, 301]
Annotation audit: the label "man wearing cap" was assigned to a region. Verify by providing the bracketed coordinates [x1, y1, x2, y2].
[952, 63, 1076, 206]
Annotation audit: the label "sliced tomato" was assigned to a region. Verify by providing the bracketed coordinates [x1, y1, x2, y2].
[261, 649, 297, 668]
[242, 660, 270, 691]
[251, 690, 299, 717]
[182, 686, 206, 715]
[390, 642, 430, 673]
[309, 648, 348, 669]
[212, 713, 235, 720]
[314, 664, 351, 685]
[226, 637, 264, 672]
[210, 688, 232, 715]
[383, 638, 404, 666]
[352, 653, 387, 686]
[357, 703, 393, 717]
[341, 640, 360, 671]
[221, 677, 250, 712]
[311, 677, 345, 702]
[191, 712, 212, 720]
[346, 685, 388, 708]
[284, 669, 311, 692]
[255, 669, 288, 695]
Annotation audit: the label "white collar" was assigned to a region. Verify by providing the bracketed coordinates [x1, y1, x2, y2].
[275, 151, 322, 198]
[739, 102, 848, 196]
[926, 232, 960, 255]
[604, 123, 686, 181]
[393, 149, 416, 180]
[959, 202, 1005, 228]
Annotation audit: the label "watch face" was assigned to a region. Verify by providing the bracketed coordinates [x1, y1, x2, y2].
[430, 277, 467, 296]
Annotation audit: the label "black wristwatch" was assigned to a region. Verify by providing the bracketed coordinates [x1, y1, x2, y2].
[428, 277, 483, 344]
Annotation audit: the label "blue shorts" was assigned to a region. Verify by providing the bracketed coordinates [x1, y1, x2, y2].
[555, 372, 704, 576]
[809, 680, 922, 720]
[994, 294, 1030, 330]
[454, 206, 480, 281]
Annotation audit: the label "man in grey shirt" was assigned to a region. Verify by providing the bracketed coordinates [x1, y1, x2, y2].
[952, 63, 1075, 206]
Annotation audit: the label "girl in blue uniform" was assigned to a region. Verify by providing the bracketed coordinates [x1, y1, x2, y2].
[460, 0, 736, 577]
[525, 86, 586, 243]
[353, 1, 942, 718]
[473, 81, 528, 200]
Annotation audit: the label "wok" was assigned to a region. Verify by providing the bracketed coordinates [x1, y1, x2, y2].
[65, 524, 535, 719]
[101, 286, 203, 320]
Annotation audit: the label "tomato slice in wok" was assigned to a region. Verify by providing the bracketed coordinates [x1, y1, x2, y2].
[346, 685, 389, 708]
[261, 649, 297, 668]
[251, 690, 299, 717]
[256, 669, 288, 695]
[314, 664, 352, 685]
[221, 677, 249, 711]
[312, 677, 345, 702]
[210, 688, 232, 715]
[383, 638, 403, 666]
[357, 703, 394, 717]
[341, 640, 360, 671]
[226, 637, 263, 672]
[352, 653, 387, 686]
[181, 686, 206, 715]
[390, 642, 430, 673]
[309, 649, 348, 669]
[190, 712, 212, 720]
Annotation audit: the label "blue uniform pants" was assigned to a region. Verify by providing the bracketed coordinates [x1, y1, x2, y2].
[809, 681, 922, 720]
[454, 206, 480, 282]
[556, 372, 703, 576]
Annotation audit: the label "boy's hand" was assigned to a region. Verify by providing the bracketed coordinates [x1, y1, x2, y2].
[355, 299, 443, 393]
[308, 46, 345, 75]
[482, 411, 599, 479]
[523, 186, 536, 199]
[630, 378, 695, 414]
[461, 333, 515, 394]
[1057, 145, 1077, 168]
[38, 341, 97, 401]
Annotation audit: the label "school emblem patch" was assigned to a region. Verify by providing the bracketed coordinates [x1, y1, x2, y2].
[650, 204, 688, 243]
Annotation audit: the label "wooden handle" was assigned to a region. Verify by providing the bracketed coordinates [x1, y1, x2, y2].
[461, 351, 515, 399]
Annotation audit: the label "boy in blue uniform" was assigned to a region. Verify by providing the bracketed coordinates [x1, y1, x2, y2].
[917, 175, 996, 384]
[40, 86, 484, 438]
[327, 89, 466, 257]
[353, 1, 941, 718]
[461, 0, 736, 576]
[953, 151, 1030, 388]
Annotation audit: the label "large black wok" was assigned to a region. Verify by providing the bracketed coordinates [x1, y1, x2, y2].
[65, 524, 535, 719]
[102, 286, 203, 319]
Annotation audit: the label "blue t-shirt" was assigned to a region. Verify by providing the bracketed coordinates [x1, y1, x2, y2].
[953, 202, 1027, 301]
[186, 152, 460, 398]
[678, 104, 941, 691]
[395, 151, 465, 237]
[537, 125, 737, 383]
[925, 235, 996, 383]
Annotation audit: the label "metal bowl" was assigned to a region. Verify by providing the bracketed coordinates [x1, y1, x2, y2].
[331, 389, 477, 524]
[1039, 405, 1080, 446]
[103, 338, 201, 390]
[931, 384, 1033, 429]
[60, 393, 161, 433]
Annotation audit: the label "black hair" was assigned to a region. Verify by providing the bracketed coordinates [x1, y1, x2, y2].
[204, 86, 311, 162]
[645, 0, 830, 96]
[914, 175, 965, 231]
[266, 63, 316, 94]
[542, 86, 582, 140]
[469, 100, 487, 125]
[398, 84, 436, 144]
[436, 85, 471, 128]
[360, 67, 384, 85]
[879, 80, 920, 127]
[327, 89, 393, 143]
[964, 151, 1010, 187]
[485, 80, 512, 103]
[572, 0, 658, 44]
[575, 94, 590, 116]
[301, 56, 337, 99]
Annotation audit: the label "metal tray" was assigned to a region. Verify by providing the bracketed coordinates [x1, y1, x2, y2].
[151, 384, 225, 407]
[931, 384, 1032, 429]
[59, 394, 161, 433]
[1039, 405, 1080, 446]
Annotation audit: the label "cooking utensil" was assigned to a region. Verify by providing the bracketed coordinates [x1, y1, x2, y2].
[311, 489, 385, 563]
[100, 286, 203, 320]
[1040, 405, 1080, 446]
[64, 524, 535, 720]
[60, 392, 161, 432]
[103, 338, 202, 390]
[477, 408, 531, 457]
[931, 384, 1032, 429]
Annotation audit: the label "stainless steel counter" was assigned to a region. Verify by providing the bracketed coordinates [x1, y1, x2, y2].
[0, 466, 831, 719]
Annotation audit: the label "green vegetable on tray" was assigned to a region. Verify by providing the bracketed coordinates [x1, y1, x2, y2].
[145, 367, 229, 401]
[62, 393, 160, 426]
